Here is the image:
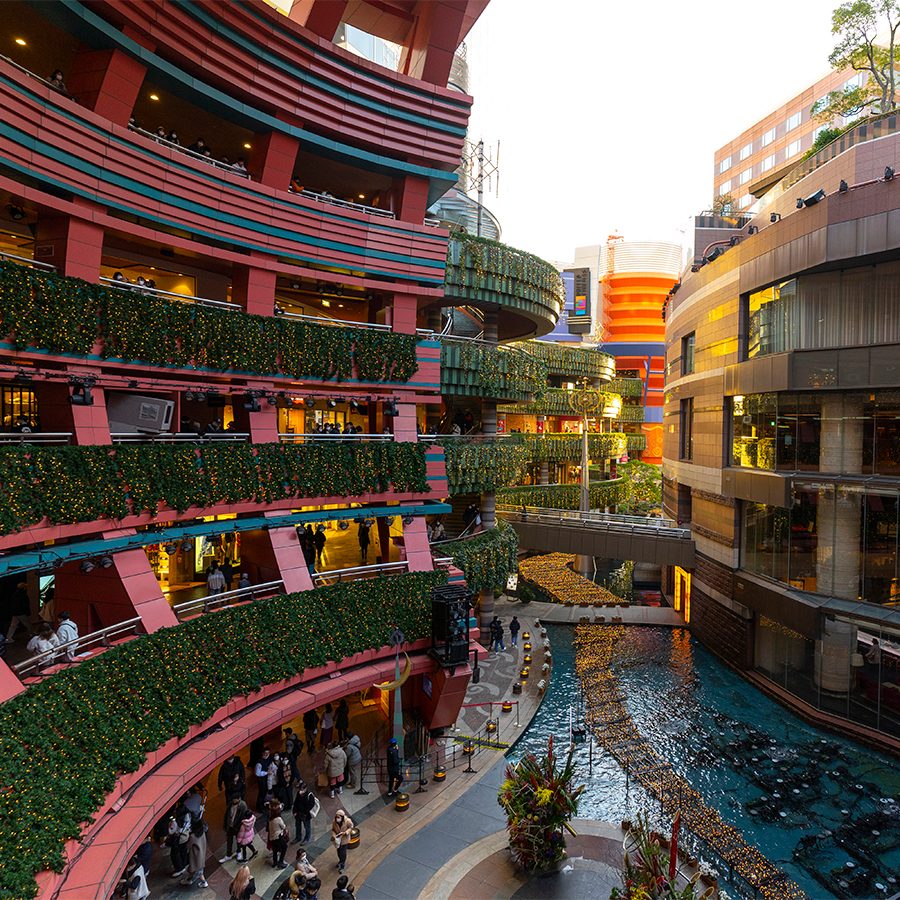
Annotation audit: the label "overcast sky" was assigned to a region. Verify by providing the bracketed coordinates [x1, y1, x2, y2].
[464, 0, 838, 263]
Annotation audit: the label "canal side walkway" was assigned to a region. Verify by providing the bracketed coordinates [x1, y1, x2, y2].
[495, 594, 683, 627]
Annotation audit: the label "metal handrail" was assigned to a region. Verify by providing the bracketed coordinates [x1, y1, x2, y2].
[128, 125, 252, 178]
[99, 277, 241, 311]
[312, 560, 409, 585]
[0, 51, 72, 99]
[13, 616, 143, 678]
[110, 432, 250, 442]
[275, 308, 392, 330]
[172, 579, 285, 621]
[0, 250, 56, 272]
[278, 432, 394, 443]
[294, 188, 395, 219]
[497, 504, 690, 539]
[0, 432, 72, 444]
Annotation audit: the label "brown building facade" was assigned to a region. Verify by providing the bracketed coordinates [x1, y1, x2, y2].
[667, 130, 900, 748]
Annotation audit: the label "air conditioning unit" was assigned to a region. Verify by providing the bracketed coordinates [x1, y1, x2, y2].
[107, 393, 174, 434]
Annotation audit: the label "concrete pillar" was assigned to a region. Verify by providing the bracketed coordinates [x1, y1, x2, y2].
[403, 516, 433, 572]
[816, 396, 863, 599]
[539, 460, 549, 485]
[67, 48, 147, 126]
[231, 262, 276, 316]
[242, 522, 314, 594]
[34, 207, 104, 282]
[230, 392, 279, 443]
[390, 293, 418, 335]
[393, 175, 430, 224]
[69, 378, 112, 446]
[249, 131, 300, 190]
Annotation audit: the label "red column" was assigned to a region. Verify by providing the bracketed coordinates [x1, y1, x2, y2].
[53, 537, 177, 633]
[231, 262, 277, 316]
[67, 378, 111, 446]
[34, 210, 104, 282]
[229, 390, 279, 442]
[240, 523, 314, 593]
[289, 0, 348, 38]
[0, 661, 25, 702]
[397, 1, 467, 87]
[403, 516, 433, 572]
[390, 293, 418, 335]
[394, 175, 430, 224]
[392, 402, 418, 441]
[249, 131, 300, 190]
[67, 48, 147, 126]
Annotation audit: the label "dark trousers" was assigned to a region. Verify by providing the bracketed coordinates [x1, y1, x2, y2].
[295, 814, 311, 843]
[388, 770, 402, 793]
[337, 843, 347, 870]
[226, 829, 239, 857]
[272, 835, 288, 866]
[256, 776, 268, 811]
[170, 841, 188, 872]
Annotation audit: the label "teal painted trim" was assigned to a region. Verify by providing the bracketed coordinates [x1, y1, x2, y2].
[55, 0, 458, 197]
[0, 155, 442, 285]
[418, 340, 442, 349]
[234, 1, 470, 111]
[0, 500, 452, 578]
[0, 71, 446, 244]
[0, 120, 442, 272]
[176, 0, 465, 137]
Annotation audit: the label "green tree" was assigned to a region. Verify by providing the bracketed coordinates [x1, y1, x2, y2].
[711, 193, 735, 216]
[813, 1, 900, 122]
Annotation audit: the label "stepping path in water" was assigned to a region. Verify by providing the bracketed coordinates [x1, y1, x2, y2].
[575, 625, 807, 900]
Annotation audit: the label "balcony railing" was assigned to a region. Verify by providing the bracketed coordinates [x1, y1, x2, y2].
[13, 616, 143, 680]
[0, 432, 72, 444]
[294, 188, 395, 219]
[278, 432, 394, 443]
[172, 579, 285, 621]
[312, 560, 410, 585]
[111, 432, 250, 443]
[128, 125, 252, 179]
[99, 276, 242, 311]
[0, 250, 55, 272]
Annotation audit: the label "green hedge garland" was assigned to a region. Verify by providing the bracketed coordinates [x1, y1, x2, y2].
[0, 572, 445, 899]
[0, 261, 417, 383]
[512, 340, 615, 380]
[0, 442, 428, 535]
[440, 341, 547, 401]
[440, 521, 519, 593]
[497, 480, 627, 510]
[518, 433, 628, 463]
[441, 439, 530, 494]
[499, 387, 621, 417]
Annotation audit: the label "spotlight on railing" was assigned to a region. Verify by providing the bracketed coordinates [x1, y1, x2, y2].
[80, 559, 96, 574]
[99, 555, 114, 569]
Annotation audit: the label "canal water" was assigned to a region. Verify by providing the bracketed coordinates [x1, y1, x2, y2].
[510, 625, 900, 900]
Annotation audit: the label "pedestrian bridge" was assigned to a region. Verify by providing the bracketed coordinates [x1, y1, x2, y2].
[497, 506, 695, 568]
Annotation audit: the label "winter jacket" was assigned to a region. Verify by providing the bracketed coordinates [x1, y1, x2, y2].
[225, 799, 250, 833]
[237, 813, 257, 845]
[343, 735, 361, 766]
[218, 756, 245, 792]
[324, 745, 346, 778]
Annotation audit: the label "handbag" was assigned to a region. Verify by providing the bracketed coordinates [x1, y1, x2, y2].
[316, 772, 328, 788]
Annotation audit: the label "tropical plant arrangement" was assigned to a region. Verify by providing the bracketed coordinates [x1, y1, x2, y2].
[0, 571, 444, 899]
[0, 441, 428, 535]
[439, 521, 519, 593]
[441, 438, 529, 494]
[0, 260, 417, 383]
[498, 735, 584, 873]
[611, 813, 713, 900]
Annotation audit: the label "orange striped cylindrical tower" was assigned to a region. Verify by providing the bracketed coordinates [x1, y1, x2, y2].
[599, 238, 681, 464]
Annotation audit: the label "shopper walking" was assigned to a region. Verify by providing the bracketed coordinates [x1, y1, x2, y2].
[229, 865, 255, 900]
[509, 616, 521, 647]
[303, 709, 319, 755]
[236, 810, 259, 862]
[292, 778, 317, 844]
[357, 522, 370, 563]
[220, 796, 250, 863]
[330, 810, 354, 874]
[255, 747, 273, 810]
[268, 800, 290, 869]
[386, 737, 402, 796]
[180, 819, 208, 887]
[166, 801, 191, 877]
[332, 874, 355, 899]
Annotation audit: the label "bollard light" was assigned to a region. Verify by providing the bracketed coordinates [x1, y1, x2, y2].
[395, 792, 410, 811]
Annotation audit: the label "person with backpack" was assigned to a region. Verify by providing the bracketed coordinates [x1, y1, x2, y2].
[343, 733, 363, 793]
[292, 778, 318, 844]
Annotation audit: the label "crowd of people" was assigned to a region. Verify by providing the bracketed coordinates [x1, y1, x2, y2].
[127, 118, 250, 176]
[487, 614, 520, 652]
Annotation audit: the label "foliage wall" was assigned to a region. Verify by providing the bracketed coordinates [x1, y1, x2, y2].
[440, 340, 547, 401]
[439, 521, 519, 593]
[0, 261, 417, 383]
[497, 480, 627, 510]
[0, 571, 445, 898]
[0, 441, 427, 535]
[441, 439, 530, 494]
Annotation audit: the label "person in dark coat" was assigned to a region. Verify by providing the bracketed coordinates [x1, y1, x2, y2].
[332, 875, 355, 899]
[509, 616, 521, 647]
[357, 522, 371, 563]
[301, 530, 316, 574]
[220, 795, 250, 863]
[221, 559, 234, 591]
[218, 753, 245, 797]
[335, 699, 350, 742]
[313, 527, 326, 563]
[292, 778, 316, 844]
[303, 708, 319, 755]
[386, 737, 402, 796]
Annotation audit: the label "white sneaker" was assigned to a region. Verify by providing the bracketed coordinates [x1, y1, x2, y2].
[218, 854, 233, 863]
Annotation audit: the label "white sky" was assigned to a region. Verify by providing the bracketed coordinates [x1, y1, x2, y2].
[464, 0, 838, 263]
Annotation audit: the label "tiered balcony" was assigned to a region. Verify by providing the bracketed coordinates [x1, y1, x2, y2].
[440, 337, 548, 402]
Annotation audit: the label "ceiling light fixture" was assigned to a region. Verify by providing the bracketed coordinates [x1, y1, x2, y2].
[15, 38, 27, 46]
[243, 142, 252, 150]
[149, 93, 160, 101]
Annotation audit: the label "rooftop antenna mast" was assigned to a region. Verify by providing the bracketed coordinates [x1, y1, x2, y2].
[462, 139, 500, 237]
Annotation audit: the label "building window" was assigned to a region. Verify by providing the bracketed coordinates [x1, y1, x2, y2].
[739, 168, 752, 185]
[745, 279, 797, 358]
[762, 127, 776, 146]
[681, 332, 695, 376]
[718, 178, 731, 194]
[679, 398, 694, 461]
[739, 193, 753, 209]
[761, 154, 776, 173]
[786, 111, 802, 131]
[0, 387, 39, 430]
[739, 142, 752, 161]
[786, 138, 802, 158]
[718, 155, 732, 174]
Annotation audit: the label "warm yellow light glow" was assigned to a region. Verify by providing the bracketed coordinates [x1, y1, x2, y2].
[321, 299, 331, 308]
[15, 38, 27, 46]
[149, 93, 159, 101]
[243, 142, 252, 149]
[358, 194, 366, 199]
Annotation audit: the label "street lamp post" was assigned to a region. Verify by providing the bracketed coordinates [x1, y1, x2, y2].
[567, 377, 603, 515]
